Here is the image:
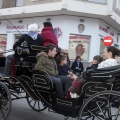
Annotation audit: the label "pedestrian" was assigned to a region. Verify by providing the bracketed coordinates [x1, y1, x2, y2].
[71, 56, 84, 77]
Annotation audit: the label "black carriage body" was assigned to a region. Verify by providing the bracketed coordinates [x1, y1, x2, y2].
[1, 44, 120, 120]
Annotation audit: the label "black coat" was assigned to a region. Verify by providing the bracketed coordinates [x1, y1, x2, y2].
[71, 61, 84, 75]
[86, 64, 98, 70]
[13, 34, 44, 56]
[57, 64, 71, 76]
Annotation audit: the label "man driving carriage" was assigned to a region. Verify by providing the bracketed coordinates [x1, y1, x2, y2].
[3, 23, 44, 77]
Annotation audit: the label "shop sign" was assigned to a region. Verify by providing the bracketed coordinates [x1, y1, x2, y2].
[99, 25, 114, 36]
[6, 24, 41, 33]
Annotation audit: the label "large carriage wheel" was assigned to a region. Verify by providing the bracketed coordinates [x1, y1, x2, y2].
[78, 90, 120, 120]
[26, 94, 47, 112]
[0, 82, 12, 120]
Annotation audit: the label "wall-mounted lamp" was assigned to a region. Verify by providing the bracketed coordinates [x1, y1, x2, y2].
[107, 26, 110, 29]
[46, 18, 51, 22]
[80, 19, 84, 22]
[18, 20, 22, 23]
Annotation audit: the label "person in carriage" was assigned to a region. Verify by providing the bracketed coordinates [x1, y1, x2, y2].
[35, 44, 72, 96]
[40, 21, 58, 47]
[2, 23, 44, 77]
[67, 46, 120, 98]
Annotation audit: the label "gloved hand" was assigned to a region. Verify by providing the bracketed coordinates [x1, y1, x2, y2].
[16, 46, 22, 55]
[22, 48, 30, 55]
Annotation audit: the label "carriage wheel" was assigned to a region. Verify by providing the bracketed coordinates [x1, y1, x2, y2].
[26, 94, 47, 112]
[78, 90, 120, 120]
[0, 82, 12, 120]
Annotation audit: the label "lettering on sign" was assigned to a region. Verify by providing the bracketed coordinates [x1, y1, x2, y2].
[6, 24, 41, 33]
[6, 25, 25, 29]
[99, 25, 114, 36]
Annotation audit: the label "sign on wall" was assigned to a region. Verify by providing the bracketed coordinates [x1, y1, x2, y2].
[99, 24, 114, 36]
[68, 34, 90, 62]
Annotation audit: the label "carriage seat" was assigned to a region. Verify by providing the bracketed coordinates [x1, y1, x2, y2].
[14, 45, 47, 68]
[14, 61, 34, 68]
[32, 70, 54, 90]
[83, 65, 120, 81]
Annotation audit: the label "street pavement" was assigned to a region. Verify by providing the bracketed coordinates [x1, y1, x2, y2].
[8, 98, 76, 120]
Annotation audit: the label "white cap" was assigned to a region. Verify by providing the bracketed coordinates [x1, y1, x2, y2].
[28, 23, 38, 32]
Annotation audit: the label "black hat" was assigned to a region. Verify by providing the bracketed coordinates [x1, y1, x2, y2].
[43, 22, 52, 27]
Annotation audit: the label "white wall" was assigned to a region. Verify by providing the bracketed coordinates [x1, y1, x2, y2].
[0, 15, 119, 62]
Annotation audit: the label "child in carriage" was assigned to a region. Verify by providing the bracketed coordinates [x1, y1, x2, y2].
[57, 55, 77, 80]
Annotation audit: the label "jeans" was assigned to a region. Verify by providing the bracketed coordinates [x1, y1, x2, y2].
[4, 54, 14, 75]
[50, 75, 72, 96]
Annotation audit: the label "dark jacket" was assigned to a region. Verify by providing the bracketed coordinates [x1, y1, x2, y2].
[86, 64, 98, 70]
[57, 64, 71, 76]
[35, 52, 58, 76]
[41, 27, 58, 47]
[13, 34, 44, 56]
[71, 61, 84, 74]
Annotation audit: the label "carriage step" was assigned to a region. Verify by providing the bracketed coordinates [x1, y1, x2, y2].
[13, 76, 39, 100]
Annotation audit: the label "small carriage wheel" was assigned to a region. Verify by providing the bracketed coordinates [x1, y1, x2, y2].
[26, 93, 47, 112]
[78, 90, 120, 120]
[0, 82, 12, 120]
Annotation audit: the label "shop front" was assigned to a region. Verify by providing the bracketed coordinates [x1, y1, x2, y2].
[0, 16, 119, 63]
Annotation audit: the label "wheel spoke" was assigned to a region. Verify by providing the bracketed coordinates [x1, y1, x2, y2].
[0, 107, 5, 117]
[107, 98, 112, 119]
[95, 99, 107, 119]
[87, 109, 102, 120]
[33, 101, 36, 108]
[1, 105, 8, 110]
[114, 106, 120, 120]
[38, 101, 40, 110]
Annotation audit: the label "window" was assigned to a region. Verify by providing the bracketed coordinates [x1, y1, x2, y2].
[116, 0, 120, 13]
[0, 34, 7, 57]
[100, 38, 105, 57]
[0, 0, 3, 8]
[87, 0, 107, 4]
[68, 34, 90, 62]
[16, 0, 23, 7]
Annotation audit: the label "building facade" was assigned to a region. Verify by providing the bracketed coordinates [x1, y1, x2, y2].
[0, 0, 120, 62]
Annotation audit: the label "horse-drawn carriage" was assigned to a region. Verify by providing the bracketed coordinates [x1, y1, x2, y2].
[1, 44, 120, 120]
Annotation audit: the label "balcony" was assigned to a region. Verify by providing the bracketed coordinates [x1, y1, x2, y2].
[87, 0, 107, 4]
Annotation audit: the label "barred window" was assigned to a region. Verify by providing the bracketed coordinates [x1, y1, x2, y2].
[16, 0, 24, 7]
[0, 0, 3, 8]
[87, 0, 107, 4]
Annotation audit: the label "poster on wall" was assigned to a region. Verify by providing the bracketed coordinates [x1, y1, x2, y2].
[0, 35, 7, 56]
[68, 34, 90, 62]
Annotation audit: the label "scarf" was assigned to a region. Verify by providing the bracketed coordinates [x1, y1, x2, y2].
[28, 31, 38, 40]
